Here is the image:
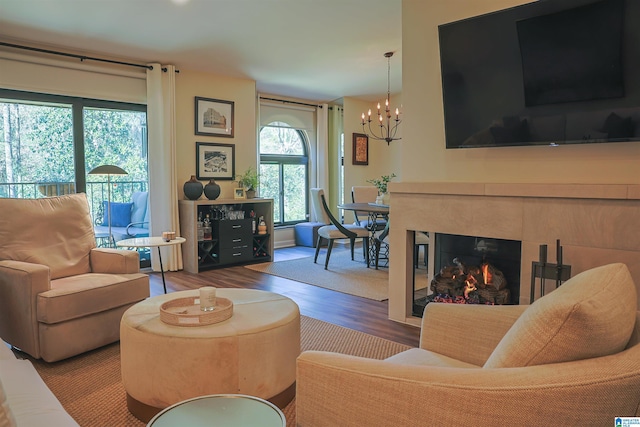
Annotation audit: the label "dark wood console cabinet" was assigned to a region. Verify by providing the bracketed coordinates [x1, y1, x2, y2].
[179, 198, 274, 273]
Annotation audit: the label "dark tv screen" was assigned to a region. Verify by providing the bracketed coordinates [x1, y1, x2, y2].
[439, 0, 640, 149]
[517, 0, 624, 106]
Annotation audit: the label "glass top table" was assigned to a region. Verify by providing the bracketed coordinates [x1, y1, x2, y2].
[116, 236, 186, 294]
[147, 394, 286, 427]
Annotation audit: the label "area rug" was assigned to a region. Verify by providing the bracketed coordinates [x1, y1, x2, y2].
[31, 315, 410, 427]
[245, 251, 429, 301]
[245, 251, 388, 300]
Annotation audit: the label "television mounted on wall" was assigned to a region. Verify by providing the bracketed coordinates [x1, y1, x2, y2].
[439, 0, 640, 149]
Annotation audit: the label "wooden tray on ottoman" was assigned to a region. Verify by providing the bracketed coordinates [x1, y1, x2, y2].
[160, 296, 233, 326]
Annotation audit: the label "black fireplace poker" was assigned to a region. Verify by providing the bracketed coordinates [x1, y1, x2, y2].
[530, 239, 571, 302]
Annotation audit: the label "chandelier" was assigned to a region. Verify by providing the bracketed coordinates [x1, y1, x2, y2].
[361, 51, 402, 145]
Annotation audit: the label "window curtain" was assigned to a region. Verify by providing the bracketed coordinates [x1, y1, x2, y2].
[146, 64, 183, 272]
[315, 103, 329, 221]
[328, 105, 343, 210]
[316, 103, 329, 192]
[0, 50, 146, 103]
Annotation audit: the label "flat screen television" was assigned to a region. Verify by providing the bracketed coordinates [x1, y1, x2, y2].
[439, 0, 640, 148]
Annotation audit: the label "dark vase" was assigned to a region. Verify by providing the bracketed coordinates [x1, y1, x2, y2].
[204, 179, 221, 200]
[183, 175, 203, 200]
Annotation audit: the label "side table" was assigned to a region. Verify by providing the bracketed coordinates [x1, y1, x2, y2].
[116, 236, 186, 293]
[147, 394, 286, 427]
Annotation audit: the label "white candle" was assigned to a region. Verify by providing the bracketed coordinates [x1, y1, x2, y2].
[199, 287, 216, 311]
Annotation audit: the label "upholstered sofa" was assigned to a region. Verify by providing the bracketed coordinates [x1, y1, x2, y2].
[296, 263, 640, 426]
[0, 339, 79, 426]
[0, 194, 149, 362]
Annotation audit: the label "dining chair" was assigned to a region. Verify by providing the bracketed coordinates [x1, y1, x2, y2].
[351, 186, 388, 231]
[351, 185, 388, 260]
[311, 188, 370, 270]
[374, 226, 428, 270]
[415, 231, 429, 268]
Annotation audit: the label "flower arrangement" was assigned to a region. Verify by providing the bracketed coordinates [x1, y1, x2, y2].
[367, 173, 396, 195]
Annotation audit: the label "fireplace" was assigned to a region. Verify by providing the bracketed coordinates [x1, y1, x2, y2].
[413, 233, 521, 316]
[388, 183, 640, 326]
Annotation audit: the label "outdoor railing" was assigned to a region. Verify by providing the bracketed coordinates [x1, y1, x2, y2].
[0, 180, 148, 223]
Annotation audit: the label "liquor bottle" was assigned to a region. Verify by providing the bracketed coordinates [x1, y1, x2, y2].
[197, 211, 204, 241]
[203, 214, 212, 240]
[250, 210, 256, 234]
[258, 217, 267, 235]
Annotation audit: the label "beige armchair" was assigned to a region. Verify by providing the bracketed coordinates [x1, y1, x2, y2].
[297, 263, 640, 426]
[0, 194, 149, 362]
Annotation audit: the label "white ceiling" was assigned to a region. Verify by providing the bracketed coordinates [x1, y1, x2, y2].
[0, 0, 402, 103]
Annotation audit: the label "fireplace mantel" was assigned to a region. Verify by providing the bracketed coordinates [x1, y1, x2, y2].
[388, 182, 640, 325]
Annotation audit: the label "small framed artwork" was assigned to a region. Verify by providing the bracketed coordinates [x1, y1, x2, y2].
[234, 188, 246, 199]
[196, 142, 235, 180]
[195, 97, 234, 137]
[352, 133, 369, 165]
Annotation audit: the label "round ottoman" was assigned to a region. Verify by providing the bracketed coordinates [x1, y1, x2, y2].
[120, 289, 300, 422]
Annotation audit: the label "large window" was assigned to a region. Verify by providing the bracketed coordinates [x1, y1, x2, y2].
[0, 89, 148, 221]
[259, 121, 309, 226]
[1, 99, 74, 198]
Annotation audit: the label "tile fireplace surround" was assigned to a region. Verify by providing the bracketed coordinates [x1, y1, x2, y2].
[388, 183, 640, 325]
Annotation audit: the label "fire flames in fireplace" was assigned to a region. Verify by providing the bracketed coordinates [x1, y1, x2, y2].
[429, 258, 510, 305]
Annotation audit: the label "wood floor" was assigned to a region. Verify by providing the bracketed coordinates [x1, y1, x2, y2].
[151, 245, 421, 347]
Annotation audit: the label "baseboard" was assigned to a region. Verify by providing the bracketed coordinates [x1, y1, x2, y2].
[275, 239, 296, 249]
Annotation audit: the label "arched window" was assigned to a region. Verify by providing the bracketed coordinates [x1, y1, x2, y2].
[259, 121, 309, 226]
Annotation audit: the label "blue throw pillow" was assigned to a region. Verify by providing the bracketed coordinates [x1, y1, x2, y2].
[101, 201, 133, 227]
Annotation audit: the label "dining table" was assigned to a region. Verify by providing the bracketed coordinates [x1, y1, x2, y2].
[337, 202, 389, 266]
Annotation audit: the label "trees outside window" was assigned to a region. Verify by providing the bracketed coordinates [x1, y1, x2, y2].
[1, 100, 74, 198]
[259, 122, 309, 225]
[0, 89, 148, 219]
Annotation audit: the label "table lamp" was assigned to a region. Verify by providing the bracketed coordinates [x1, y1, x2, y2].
[88, 165, 128, 247]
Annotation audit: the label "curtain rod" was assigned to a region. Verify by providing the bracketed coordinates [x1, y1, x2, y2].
[259, 96, 322, 108]
[0, 42, 179, 73]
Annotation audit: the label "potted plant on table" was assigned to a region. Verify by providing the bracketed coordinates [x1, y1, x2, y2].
[367, 173, 396, 205]
[237, 167, 259, 199]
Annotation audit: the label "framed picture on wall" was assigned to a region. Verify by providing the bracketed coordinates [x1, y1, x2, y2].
[195, 97, 234, 137]
[196, 142, 235, 180]
[352, 133, 369, 165]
